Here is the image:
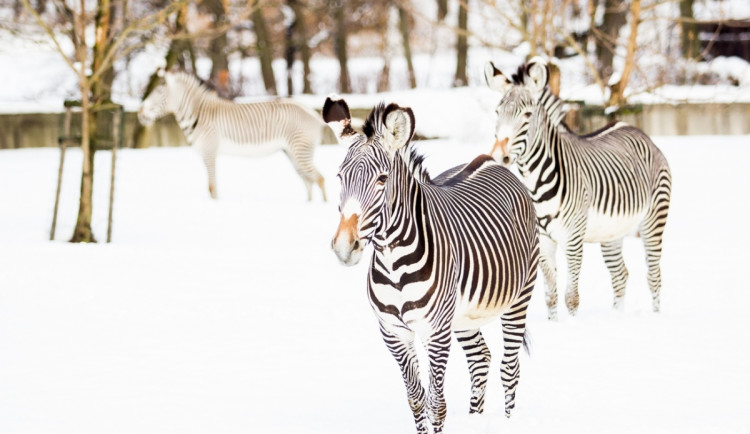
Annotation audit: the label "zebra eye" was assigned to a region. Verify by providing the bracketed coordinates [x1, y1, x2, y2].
[376, 174, 388, 184]
[523, 111, 532, 119]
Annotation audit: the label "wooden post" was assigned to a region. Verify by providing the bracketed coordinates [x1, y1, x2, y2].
[106, 108, 120, 243]
[50, 107, 71, 241]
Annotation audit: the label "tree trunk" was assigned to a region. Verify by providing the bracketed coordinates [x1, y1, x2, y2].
[436, 0, 447, 21]
[206, 0, 231, 98]
[133, 5, 191, 148]
[252, 5, 277, 95]
[398, 5, 416, 89]
[289, 0, 312, 94]
[454, 0, 468, 87]
[70, 0, 97, 243]
[596, 0, 627, 84]
[680, 0, 699, 59]
[607, 0, 641, 116]
[378, 5, 395, 92]
[330, 0, 351, 93]
[285, 6, 296, 96]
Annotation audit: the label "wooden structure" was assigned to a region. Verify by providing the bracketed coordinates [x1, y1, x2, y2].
[50, 101, 123, 243]
[697, 19, 750, 62]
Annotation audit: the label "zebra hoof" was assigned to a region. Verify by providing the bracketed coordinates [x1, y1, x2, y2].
[613, 297, 625, 310]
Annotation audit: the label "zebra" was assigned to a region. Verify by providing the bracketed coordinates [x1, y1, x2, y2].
[484, 57, 672, 320]
[137, 70, 327, 201]
[324, 97, 539, 433]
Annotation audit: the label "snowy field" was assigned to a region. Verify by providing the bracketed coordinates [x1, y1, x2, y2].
[1, 134, 749, 434]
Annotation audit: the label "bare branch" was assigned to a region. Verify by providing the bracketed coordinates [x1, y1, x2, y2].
[20, 0, 77, 73]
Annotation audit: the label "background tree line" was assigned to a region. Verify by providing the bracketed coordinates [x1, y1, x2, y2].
[3, 0, 726, 242]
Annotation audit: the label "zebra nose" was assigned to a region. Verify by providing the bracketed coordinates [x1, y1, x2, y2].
[492, 137, 509, 159]
[352, 239, 360, 250]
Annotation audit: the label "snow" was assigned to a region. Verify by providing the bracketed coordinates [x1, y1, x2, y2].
[1, 133, 749, 434]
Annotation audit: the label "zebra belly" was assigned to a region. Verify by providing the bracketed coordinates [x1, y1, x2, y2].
[451, 294, 512, 330]
[217, 137, 286, 158]
[583, 208, 647, 242]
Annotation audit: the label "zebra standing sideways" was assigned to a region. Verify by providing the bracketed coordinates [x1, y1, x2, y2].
[324, 97, 539, 434]
[485, 57, 672, 320]
[138, 70, 327, 201]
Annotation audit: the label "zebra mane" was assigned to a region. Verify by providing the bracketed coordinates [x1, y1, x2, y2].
[510, 63, 530, 85]
[363, 102, 430, 183]
[510, 62, 566, 127]
[541, 88, 567, 127]
[169, 71, 223, 101]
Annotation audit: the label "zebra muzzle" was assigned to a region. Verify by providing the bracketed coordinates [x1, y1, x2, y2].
[491, 137, 510, 163]
[332, 213, 363, 266]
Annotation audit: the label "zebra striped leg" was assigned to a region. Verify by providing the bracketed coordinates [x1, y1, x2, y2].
[455, 329, 491, 414]
[425, 327, 452, 433]
[564, 235, 584, 316]
[641, 171, 671, 313]
[500, 300, 530, 417]
[286, 139, 325, 201]
[539, 234, 559, 320]
[380, 325, 429, 434]
[601, 239, 629, 310]
[199, 144, 218, 199]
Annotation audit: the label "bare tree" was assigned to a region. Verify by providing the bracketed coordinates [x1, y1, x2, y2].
[607, 0, 641, 113]
[22, 0, 185, 242]
[252, 3, 277, 95]
[679, 0, 699, 59]
[397, 2, 417, 88]
[329, 0, 351, 93]
[454, 0, 468, 86]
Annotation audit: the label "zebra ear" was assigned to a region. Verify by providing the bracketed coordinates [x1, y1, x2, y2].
[383, 104, 415, 156]
[484, 61, 511, 95]
[323, 96, 359, 146]
[525, 56, 549, 96]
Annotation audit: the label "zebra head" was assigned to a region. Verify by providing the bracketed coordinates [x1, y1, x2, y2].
[485, 57, 549, 166]
[137, 70, 173, 127]
[323, 97, 415, 266]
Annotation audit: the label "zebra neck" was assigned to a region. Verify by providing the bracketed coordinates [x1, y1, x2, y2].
[375, 154, 428, 251]
[173, 82, 213, 136]
[516, 106, 564, 219]
[540, 88, 566, 126]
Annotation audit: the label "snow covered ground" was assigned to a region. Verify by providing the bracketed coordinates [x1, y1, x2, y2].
[1, 134, 749, 434]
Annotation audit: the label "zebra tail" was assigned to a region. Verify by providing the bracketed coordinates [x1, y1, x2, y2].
[522, 329, 532, 356]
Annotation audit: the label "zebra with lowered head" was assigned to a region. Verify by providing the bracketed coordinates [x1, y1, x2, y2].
[324, 97, 539, 433]
[138, 70, 327, 201]
[485, 57, 672, 320]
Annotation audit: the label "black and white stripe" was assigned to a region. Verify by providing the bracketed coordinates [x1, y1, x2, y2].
[325, 98, 539, 433]
[138, 71, 327, 201]
[485, 57, 672, 319]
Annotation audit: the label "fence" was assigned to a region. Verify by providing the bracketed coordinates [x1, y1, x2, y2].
[1, 102, 749, 150]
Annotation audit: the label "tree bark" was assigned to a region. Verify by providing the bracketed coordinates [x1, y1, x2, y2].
[330, 0, 351, 93]
[595, 0, 627, 85]
[680, 0, 699, 59]
[252, 5, 277, 95]
[285, 5, 296, 95]
[454, 0, 468, 87]
[288, 0, 312, 94]
[398, 5, 416, 89]
[70, 0, 97, 243]
[607, 0, 640, 115]
[206, 0, 232, 98]
[436, 0, 447, 21]
[133, 5, 191, 148]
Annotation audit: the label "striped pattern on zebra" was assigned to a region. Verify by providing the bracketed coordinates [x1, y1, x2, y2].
[324, 97, 539, 433]
[485, 57, 672, 320]
[138, 70, 327, 201]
